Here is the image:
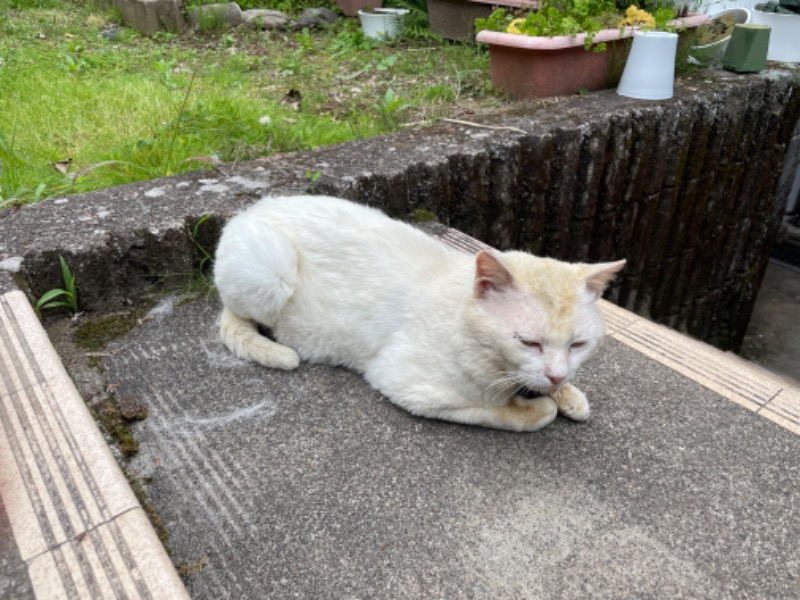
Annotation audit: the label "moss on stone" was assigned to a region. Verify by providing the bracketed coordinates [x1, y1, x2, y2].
[409, 208, 438, 223]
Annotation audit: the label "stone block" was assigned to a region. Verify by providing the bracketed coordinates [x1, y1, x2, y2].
[187, 2, 243, 31]
[241, 9, 289, 30]
[113, 0, 186, 35]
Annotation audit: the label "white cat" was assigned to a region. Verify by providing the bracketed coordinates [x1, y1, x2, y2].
[213, 195, 625, 432]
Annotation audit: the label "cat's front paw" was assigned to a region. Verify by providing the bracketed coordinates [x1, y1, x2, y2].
[552, 384, 590, 422]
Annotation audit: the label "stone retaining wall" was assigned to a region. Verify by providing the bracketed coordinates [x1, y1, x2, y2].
[1, 68, 798, 351]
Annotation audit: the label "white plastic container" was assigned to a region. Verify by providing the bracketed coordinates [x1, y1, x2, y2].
[357, 8, 409, 39]
[751, 8, 800, 62]
[617, 31, 679, 100]
[691, 8, 752, 64]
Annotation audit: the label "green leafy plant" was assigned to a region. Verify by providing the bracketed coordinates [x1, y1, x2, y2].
[0, 129, 62, 207]
[36, 255, 79, 314]
[373, 88, 410, 127]
[474, 0, 675, 49]
[305, 169, 322, 191]
[190, 214, 214, 274]
[153, 59, 178, 89]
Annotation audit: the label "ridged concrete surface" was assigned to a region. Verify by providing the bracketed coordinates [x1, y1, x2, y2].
[0, 291, 189, 599]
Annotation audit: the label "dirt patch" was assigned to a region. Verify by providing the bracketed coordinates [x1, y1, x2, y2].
[44, 308, 152, 459]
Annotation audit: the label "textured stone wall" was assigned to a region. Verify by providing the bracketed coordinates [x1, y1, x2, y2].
[304, 69, 800, 350]
[1, 68, 798, 351]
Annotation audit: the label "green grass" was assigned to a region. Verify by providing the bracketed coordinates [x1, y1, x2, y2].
[0, 0, 496, 205]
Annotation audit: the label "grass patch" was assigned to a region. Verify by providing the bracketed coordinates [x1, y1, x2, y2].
[0, 0, 497, 206]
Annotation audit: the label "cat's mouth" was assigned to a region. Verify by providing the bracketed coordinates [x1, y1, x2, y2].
[518, 384, 563, 398]
[518, 386, 546, 399]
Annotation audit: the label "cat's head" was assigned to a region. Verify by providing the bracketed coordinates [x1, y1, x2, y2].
[467, 250, 625, 394]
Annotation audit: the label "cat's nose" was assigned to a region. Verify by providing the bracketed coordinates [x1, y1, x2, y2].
[547, 374, 565, 385]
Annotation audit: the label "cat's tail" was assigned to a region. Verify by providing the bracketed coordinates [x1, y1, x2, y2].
[218, 307, 300, 370]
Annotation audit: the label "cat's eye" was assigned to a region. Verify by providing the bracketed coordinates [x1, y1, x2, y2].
[519, 339, 542, 350]
[570, 341, 587, 351]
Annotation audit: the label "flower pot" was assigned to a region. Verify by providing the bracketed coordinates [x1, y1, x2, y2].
[751, 8, 800, 62]
[617, 31, 679, 100]
[475, 14, 708, 99]
[358, 7, 410, 39]
[336, 0, 382, 18]
[722, 24, 771, 72]
[691, 8, 751, 64]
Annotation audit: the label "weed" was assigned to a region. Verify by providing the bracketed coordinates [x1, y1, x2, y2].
[190, 215, 214, 274]
[163, 71, 198, 176]
[153, 58, 177, 89]
[295, 28, 314, 50]
[373, 88, 410, 127]
[36, 255, 79, 314]
[330, 26, 374, 55]
[375, 54, 398, 71]
[305, 169, 322, 192]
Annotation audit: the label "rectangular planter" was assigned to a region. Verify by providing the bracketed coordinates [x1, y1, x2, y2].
[476, 14, 708, 99]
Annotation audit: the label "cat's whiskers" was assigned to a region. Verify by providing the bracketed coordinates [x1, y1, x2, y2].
[483, 371, 526, 403]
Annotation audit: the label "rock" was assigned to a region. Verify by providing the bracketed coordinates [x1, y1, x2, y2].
[101, 27, 121, 40]
[118, 394, 149, 421]
[188, 2, 244, 31]
[113, 0, 186, 35]
[294, 7, 338, 29]
[241, 9, 290, 30]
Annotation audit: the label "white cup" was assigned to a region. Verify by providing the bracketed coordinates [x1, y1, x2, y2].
[358, 8, 410, 39]
[617, 31, 679, 100]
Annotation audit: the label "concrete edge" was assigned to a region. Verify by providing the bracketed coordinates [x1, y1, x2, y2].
[0, 289, 189, 599]
[438, 228, 800, 436]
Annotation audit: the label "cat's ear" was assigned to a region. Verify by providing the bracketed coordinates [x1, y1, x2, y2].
[584, 260, 626, 299]
[474, 251, 515, 298]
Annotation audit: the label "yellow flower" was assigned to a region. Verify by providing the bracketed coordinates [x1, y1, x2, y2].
[619, 5, 655, 28]
[506, 18, 525, 34]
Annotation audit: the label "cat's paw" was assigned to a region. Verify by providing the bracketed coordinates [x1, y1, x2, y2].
[552, 384, 590, 422]
[510, 395, 558, 430]
[272, 346, 301, 370]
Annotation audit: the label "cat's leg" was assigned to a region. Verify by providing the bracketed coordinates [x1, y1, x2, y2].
[215, 218, 302, 369]
[422, 395, 558, 432]
[218, 307, 300, 370]
[552, 383, 590, 421]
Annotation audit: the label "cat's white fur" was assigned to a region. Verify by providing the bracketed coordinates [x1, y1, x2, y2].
[214, 195, 625, 432]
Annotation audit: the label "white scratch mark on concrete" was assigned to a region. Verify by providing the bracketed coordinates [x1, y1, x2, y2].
[202, 340, 249, 368]
[158, 400, 278, 437]
[228, 176, 269, 190]
[147, 297, 175, 319]
[144, 187, 166, 198]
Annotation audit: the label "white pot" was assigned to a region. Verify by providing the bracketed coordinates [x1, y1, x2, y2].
[617, 31, 679, 100]
[357, 8, 409, 39]
[751, 8, 800, 62]
[691, 8, 752, 64]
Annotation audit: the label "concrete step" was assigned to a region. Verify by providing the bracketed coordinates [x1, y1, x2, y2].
[1, 227, 798, 598]
[0, 291, 189, 599]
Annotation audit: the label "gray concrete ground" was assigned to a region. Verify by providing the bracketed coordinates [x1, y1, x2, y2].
[2, 242, 800, 598]
[95, 289, 799, 598]
[742, 260, 800, 382]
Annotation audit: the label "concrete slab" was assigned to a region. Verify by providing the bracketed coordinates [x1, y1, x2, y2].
[2, 218, 798, 597]
[94, 269, 800, 597]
